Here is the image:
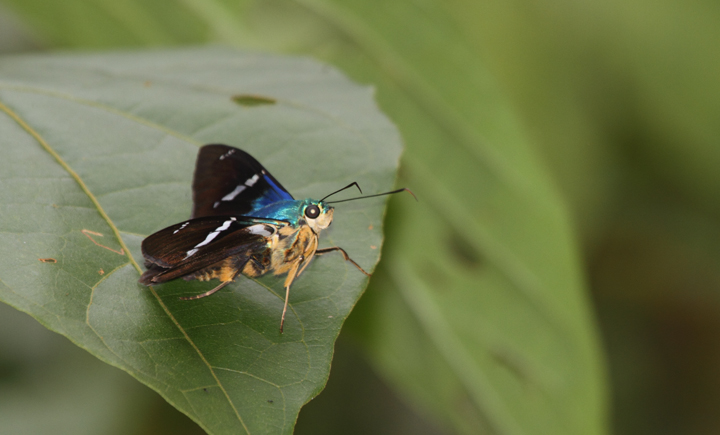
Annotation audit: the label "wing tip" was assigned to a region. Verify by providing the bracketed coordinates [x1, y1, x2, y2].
[138, 266, 165, 285]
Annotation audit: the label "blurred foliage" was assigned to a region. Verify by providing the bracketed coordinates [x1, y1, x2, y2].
[1, 0, 719, 434]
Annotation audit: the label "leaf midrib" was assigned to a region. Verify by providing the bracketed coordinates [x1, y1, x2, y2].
[0, 98, 252, 435]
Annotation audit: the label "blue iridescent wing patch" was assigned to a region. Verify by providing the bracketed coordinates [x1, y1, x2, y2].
[191, 144, 294, 219]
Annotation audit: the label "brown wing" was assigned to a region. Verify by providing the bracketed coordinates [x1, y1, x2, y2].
[139, 216, 280, 285]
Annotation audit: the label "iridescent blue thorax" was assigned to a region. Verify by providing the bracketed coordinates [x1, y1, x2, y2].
[249, 198, 332, 227]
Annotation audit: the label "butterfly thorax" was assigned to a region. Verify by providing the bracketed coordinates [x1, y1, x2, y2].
[250, 198, 334, 234]
[220, 198, 332, 283]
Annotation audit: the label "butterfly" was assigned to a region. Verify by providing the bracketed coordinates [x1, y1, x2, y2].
[139, 144, 413, 332]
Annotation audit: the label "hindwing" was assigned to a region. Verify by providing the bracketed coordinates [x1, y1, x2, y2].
[139, 216, 285, 284]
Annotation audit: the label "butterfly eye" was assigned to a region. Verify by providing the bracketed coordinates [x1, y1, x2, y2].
[305, 205, 320, 219]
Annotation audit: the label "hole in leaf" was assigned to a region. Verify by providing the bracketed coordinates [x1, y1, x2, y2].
[232, 94, 277, 107]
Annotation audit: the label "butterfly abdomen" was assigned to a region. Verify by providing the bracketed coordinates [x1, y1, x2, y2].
[184, 257, 237, 282]
[185, 247, 273, 283]
[242, 249, 272, 278]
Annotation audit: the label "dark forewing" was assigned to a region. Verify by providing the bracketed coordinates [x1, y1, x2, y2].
[191, 144, 294, 218]
[139, 216, 279, 284]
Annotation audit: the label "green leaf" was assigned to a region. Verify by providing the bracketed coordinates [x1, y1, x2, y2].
[0, 47, 402, 435]
[0, 0, 611, 432]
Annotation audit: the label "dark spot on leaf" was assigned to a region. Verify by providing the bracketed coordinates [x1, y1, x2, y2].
[447, 232, 482, 269]
[38, 258, 57, 263]
[267, 399, 274, 404]
[232, 94, 276, 107]
[203, 388, 208, 393]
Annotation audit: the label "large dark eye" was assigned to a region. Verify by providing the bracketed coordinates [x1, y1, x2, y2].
[305, 204, 320, 219]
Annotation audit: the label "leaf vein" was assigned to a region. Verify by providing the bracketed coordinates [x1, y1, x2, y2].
[0, 95, 251, 434]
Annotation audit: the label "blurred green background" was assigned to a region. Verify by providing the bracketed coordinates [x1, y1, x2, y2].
[1, 0, 719, 434]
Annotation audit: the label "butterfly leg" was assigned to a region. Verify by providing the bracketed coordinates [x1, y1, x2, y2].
[179, 265, 240, 300]
[279, 257, 305, 333]
[280, 283, 291, 334]
[179, 280, 233, 300]
[315, 247, 371, 277]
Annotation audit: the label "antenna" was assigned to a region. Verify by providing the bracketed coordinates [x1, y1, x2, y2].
[320, 182, 362, 202]
[327, 188, 417, 204]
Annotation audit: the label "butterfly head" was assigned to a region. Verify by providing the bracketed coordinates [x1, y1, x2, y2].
[302, 199, 334, 233]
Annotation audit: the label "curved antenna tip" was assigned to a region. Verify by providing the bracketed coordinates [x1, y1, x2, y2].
[400, 188, 418, 202]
